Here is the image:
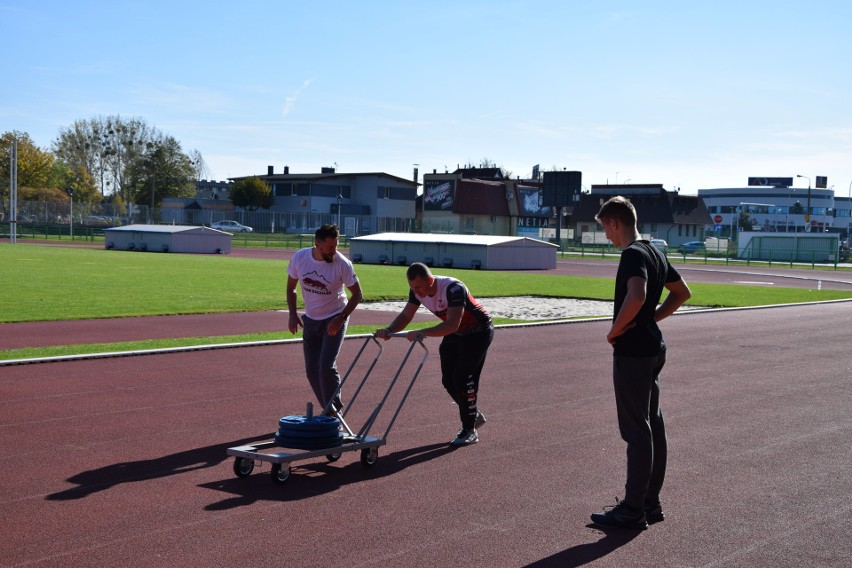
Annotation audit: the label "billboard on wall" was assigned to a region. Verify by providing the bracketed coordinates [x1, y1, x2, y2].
[748, 177, 793, 188]
[424, 180, 455, 211]
[517, 185, 552, 217]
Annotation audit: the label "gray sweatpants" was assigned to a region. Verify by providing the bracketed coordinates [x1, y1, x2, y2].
[301, 314, 347, 412]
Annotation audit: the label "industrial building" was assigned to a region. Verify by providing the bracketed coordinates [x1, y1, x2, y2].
[349, 232, 558, 270]
[104, 225, 231, 254]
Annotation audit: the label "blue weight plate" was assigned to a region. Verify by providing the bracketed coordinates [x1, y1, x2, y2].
[275, 432, 344, 450]
[278, 426, 341, 439]
[278, 415, 340, 431]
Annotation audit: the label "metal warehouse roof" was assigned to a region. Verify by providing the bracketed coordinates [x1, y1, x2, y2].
[105, 224, 228, 235]
[351, 232, 557, 247]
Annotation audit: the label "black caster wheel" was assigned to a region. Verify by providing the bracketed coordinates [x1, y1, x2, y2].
[360, 447, 378, 467]
[233, 457, 254, 478]
[271, 463, 291, 485]
[326, 453, 342, 462]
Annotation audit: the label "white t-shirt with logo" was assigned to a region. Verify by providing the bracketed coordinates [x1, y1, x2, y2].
[288, 248, 359, 320]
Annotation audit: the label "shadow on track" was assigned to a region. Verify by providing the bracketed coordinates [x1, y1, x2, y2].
[45, 434, 274, 501]
[201, 442, 455, 510]
[523, 525, 643, 567]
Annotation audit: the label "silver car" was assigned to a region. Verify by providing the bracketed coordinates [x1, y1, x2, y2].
[650, 238, 669, 254]
[211, 220, 253, 233]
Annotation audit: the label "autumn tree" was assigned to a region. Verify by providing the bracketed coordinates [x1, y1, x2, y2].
[230, 177, 273, 211]
[53, 115, 205, 205]
[1, 131, 98, 204]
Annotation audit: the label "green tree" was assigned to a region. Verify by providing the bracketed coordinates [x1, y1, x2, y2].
[738, 209, 754, 231]
[51, 162, 99, 204]
[124, 137, 196, 207]
[230, 176, 273, 211]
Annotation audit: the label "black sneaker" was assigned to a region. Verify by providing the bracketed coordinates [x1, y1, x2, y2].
[644, 503, 665, 524]
[590, 499, 648, 530]
[450, 428, 478, 447]
[474, 410, 487, 429]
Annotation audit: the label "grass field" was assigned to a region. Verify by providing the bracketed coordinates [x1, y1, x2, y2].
[2, 242, 850, 361]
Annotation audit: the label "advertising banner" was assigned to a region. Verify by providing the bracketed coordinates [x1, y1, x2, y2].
[747, 177, 793, 188]
[424, 180, 455, 211]
[517, 185, 551, 217]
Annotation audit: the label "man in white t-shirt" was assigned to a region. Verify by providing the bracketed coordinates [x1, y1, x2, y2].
[287, 224, 362, 414]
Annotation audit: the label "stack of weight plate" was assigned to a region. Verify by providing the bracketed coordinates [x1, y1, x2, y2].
[275, 415, 344, 450]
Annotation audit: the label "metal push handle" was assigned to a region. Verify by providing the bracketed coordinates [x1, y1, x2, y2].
[356, 334, 429, 441]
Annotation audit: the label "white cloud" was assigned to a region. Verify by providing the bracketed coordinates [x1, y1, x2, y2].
[282, 79, 314, 118]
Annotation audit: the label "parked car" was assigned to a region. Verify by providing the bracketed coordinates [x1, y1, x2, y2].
[650, 238, 669, 253]
[679, 241, 705, 254]
[211, 220, 253, 233]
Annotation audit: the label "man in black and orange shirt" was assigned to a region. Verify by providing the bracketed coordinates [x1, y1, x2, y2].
[376, 262, 493, 447]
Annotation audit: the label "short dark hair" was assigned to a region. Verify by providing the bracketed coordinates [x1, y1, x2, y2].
[315, 224, 339, 242]
[406, 262, 431, 281]
[595, 196, 637, 228]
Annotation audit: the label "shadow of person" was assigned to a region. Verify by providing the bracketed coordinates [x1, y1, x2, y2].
[523, 525, 643, 567]
[46, 434, 274, 501]
[201, 441, 455, 510]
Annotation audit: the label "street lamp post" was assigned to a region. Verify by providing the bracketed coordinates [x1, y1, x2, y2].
[336, 193, 343, 230]
[67, 186, 74, 240]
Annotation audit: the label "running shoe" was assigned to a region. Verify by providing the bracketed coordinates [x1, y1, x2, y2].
[474, 410, 487, 429]
[644, 503, 665, 524]
[590, 498, 648, 530]
[450, 428, 478, 447]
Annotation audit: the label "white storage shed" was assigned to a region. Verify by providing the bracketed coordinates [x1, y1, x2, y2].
[104, 225, 232, 254]
[349, 233, 558, 270]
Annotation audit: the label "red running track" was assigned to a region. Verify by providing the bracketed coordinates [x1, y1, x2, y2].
[1, 303, 850, 567]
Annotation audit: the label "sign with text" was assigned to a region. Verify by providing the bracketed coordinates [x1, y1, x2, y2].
[423, 180, 455, 211]
[748, 177, 793, 188]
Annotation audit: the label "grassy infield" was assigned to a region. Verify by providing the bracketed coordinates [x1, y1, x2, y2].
[2, 243, 850, 361]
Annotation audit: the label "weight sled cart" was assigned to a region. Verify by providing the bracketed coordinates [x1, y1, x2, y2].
[226, 333, 428, 485]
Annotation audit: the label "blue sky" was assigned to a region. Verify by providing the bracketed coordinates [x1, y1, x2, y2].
[2, 0, 851, 196]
